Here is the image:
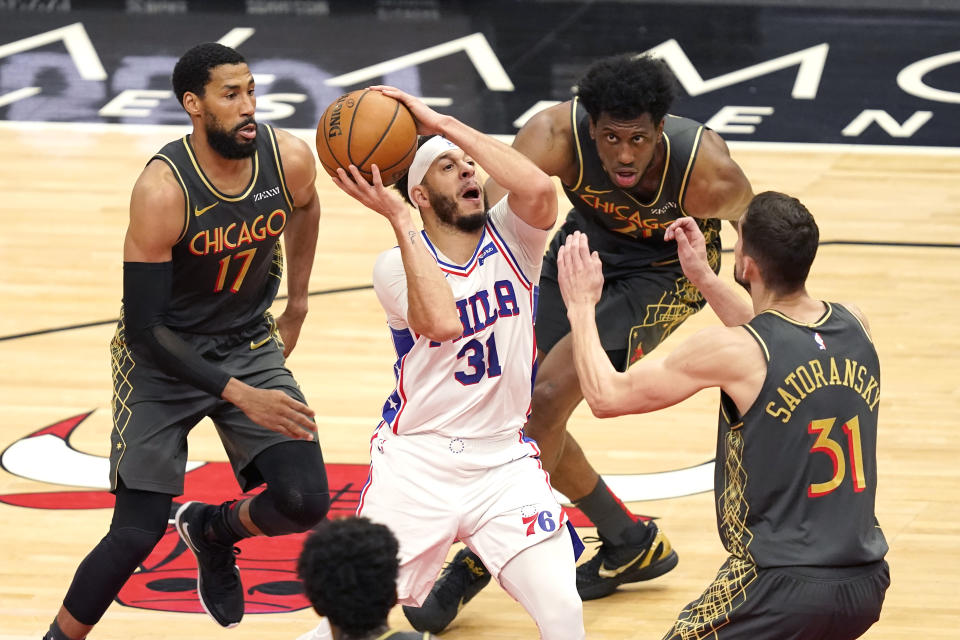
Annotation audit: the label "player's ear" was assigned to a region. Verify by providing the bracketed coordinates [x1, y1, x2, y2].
[410, 184, 430, 210]
[742, 255, 761, 282]
[182, 91, 202, 117]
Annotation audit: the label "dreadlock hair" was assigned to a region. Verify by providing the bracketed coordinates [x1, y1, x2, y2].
[575, 53, 678, 124]
[172, 42, 246, 108]
[297, 517, 400, 637]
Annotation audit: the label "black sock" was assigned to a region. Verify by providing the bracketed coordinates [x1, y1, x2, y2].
[205, 500, 254, 545]
[573, 478, 642, 545]
[45, 620, 77, 640]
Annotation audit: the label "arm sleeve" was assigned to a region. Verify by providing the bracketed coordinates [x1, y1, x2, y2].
[487, 195, 550, 281]
[123, 261, 232, 397]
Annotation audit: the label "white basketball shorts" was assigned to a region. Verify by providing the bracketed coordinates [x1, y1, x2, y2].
[357, 423, 571, 605]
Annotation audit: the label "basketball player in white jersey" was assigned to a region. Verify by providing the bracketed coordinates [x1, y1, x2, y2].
[295, 86, 584, 640]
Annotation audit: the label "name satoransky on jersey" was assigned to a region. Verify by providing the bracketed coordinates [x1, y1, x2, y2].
[765, 355, 881, 424]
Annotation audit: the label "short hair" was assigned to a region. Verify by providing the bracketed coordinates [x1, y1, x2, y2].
[575, 53, 678, 124]
[297, 517, 399, 636]
[394, 134, 437, 207]
[741, 191, 820, 294]
[172, 42, 246, 107]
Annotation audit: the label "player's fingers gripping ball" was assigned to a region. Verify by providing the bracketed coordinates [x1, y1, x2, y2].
[316, 89, 418, 186]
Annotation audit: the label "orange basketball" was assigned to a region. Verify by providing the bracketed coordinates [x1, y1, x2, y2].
[315, 89, 418, 186]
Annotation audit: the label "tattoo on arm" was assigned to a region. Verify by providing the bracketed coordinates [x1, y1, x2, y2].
[407, 230, 418, 245]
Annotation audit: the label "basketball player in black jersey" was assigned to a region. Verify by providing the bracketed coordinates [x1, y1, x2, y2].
[42, 43, 329, 640]
[406, 54, 752, 632]
[298, 517, 432, 640]
[559, 191, 889, 639]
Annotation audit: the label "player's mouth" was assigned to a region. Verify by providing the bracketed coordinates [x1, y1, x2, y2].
[459, 184, 483, 206]
[237, 122, 257, 140]
[612, 168, 638, 188]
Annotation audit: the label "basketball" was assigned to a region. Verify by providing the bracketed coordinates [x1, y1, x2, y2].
[315, 89, 418, 186]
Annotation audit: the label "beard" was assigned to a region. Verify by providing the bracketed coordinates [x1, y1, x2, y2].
[430, 190, 487, 233]
[206, 114, 257, 159]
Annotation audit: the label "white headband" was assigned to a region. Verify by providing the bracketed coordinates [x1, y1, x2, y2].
[406, 136, 461, 208]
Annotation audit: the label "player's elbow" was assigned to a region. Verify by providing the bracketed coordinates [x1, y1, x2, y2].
[514, 178, 558, 229]
[583, 392, 624, 419]
[417, 314, 464, 343]
[529, 174, 558, 211]
[427, 324, 464, 343]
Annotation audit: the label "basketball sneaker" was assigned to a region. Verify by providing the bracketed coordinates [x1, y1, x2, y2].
[174, 501, 244, 627]
[402, 546, 491, 633]
[576, 520, 678, 600]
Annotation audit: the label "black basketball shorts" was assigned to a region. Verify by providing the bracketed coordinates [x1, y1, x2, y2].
[536, 209, 720, 371]
[662, 556, 889, 640]
[108, 312, 313, 495]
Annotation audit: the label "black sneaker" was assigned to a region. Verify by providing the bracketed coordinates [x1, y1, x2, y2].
[402, 546, 492, 633]
[174, 501, 244, 627]
[576, 520, 678, 601]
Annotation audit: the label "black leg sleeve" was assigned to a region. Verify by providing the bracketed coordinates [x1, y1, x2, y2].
[62, 483, 172, 625]
[247, 440, 329, 536]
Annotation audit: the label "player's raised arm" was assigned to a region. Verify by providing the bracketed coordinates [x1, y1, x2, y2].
[331, 163, 462, 343]
[558, 231, 761, 417]
[665, 217, 754, 326]
[484, 102, 576, 206]
[375, 85, 558, 231]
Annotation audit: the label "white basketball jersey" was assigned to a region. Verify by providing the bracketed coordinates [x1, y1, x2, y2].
[372, 197, 549, 440]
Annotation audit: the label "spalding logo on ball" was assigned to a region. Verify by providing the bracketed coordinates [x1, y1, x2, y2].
[316, 89, 418, 186]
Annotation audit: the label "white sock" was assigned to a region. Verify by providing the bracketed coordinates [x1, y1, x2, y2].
[295, 618, 333, 640]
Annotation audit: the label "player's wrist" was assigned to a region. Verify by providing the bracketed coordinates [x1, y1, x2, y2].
[283, 299, 308, 319]
[220, 377, 247, 403]
[566, 302, 596, 323]
[686, 263, 716, 288]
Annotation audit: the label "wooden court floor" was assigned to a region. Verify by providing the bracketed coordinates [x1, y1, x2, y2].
[1, 123, 959, 639]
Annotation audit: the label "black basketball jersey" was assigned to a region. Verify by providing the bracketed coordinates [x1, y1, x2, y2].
[151, 123, 292, 334]
[716, 303, 888, 568]
[562, 98, 721, 265]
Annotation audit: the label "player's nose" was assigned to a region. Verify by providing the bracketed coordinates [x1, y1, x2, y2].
[241, 92, 255, 116]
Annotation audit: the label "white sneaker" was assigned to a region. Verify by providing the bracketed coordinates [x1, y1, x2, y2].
[296, 618, 333, 640]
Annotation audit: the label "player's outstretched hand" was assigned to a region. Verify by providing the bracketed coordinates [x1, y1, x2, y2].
[332, 164, 408, 222]
[223, 379, 317, 441]
[369, 85, 446, 136]
[558, 231, 603, 309]
[665, 217, 712, 286]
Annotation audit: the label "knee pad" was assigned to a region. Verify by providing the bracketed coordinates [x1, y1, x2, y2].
[63, 525, 165, 625]
[251, 489, 330, 536]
